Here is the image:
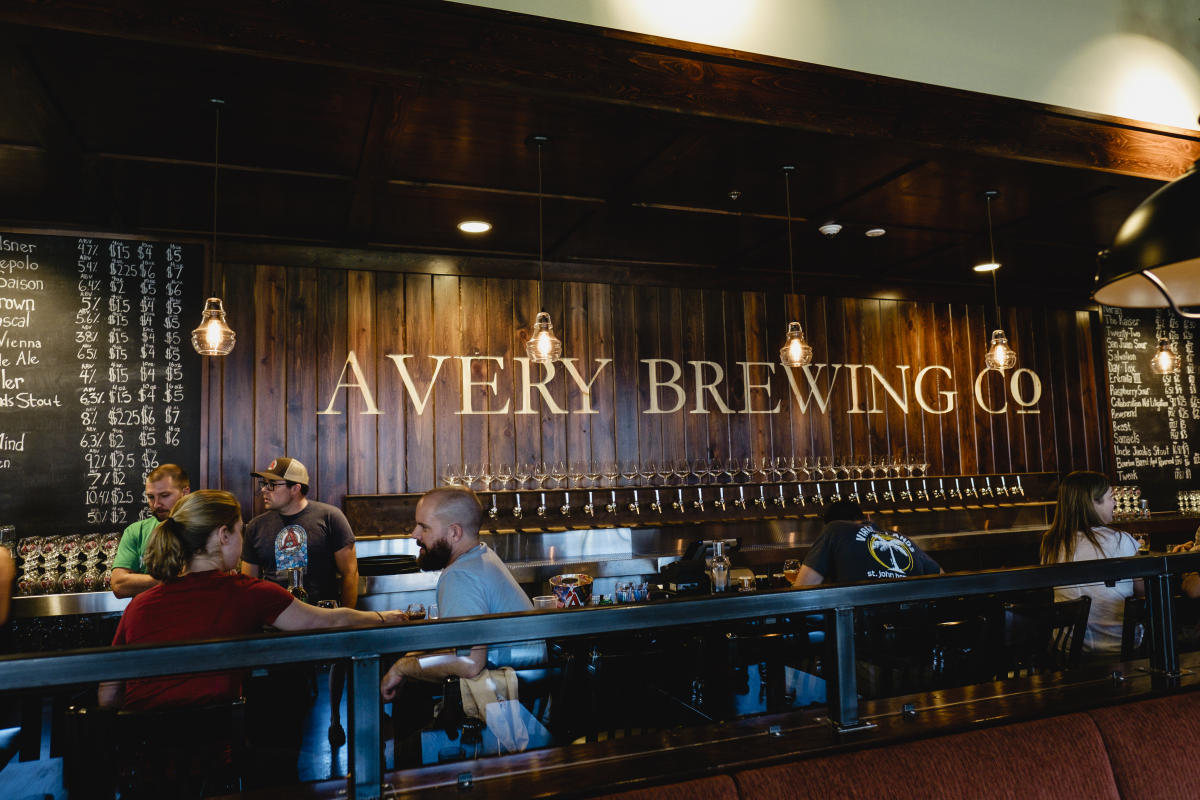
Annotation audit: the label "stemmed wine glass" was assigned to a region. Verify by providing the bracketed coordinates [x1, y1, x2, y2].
[532, 461, 550, 489]
[495, 462, 514, 490]
[514, 462, 532, 490]
[656, 460, 674, 486]
[620, 460, 639, 486]
[638, 460, 657, 486]
[442, 463, 460, 486]
[672, 459, 691, 486]
[693, 458, 712, 485]
[478, 462, 495, 491]
[568, 460, 586, 489]
[602, 461, 620, 487]
[550, 460, 568, 488]
[583, 461, 601, 488]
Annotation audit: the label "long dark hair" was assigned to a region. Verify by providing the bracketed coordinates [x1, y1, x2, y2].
[143, 490, 242, 581]
[1040, 471, 1110, 564]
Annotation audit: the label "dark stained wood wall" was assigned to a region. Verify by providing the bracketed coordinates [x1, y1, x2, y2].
[203, 261, 1107, 516]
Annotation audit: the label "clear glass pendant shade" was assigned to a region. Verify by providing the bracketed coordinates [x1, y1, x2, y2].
[1151, 338, 1179, 375]
[526, 311, 562, 364]
[779, 321, 813, 367]
[983, 329, 1016, 370]
[191, 297, 236, 356]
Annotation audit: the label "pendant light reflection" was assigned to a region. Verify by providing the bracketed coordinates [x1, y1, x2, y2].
[1151, 338, 1180, 375]
[192, 98, 236, 357]
[778, 165, 813, 368]
[979, 191, 1014, 371]
[525, 135, 562, 364]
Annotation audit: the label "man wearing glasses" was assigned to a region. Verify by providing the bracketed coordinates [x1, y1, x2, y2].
[240, 456, 360, 771]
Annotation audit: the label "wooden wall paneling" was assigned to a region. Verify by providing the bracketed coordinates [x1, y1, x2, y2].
[724, 290, 750, 465]
[680, 287, 708, 465]
[432, 275, 462, 487]
[253, 265, 288, 492]
[586, 282, 617, 472]
[458, 276, 489, 478]
[805, 294, 835, 464]
[374, 271, 406, 493]
[973, 312, 1004, 474]
[1086, 308, 1114, 477]
[316, 269, 349, 505]
[218, 264, 258, 516]
[877, 299, 907, 469]
[346, 270, 378, 495]
[835, 297, 866, 465]
[766, 292, 794, 464]
[928, 303, 956, 477]
[285, 267, 319, 479]
[513, 278, 542, 471]
[610, 283, 640, 471]
[564, 281, 592, 470]
[1005, 305, 1032, 473]
[203, 261, 225, 487]
[539, 282, 568, 467]
[635, 286, 665, 468]
[1031, 307, 1063, 474]
[912, 299, 940, 474]
[659, 287, 686, 470]
[949, 304, 980, 475]
[701, 288, 730, 461]
[404, 274, 435, 492]
[1075, 309, 1105, 473]
[1052, 308, 1088, 473]
[741, 291, 773, 466]
[485, 278, 516, 480]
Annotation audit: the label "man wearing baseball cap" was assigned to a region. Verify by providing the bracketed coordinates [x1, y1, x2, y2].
[241, 456, 360, 778]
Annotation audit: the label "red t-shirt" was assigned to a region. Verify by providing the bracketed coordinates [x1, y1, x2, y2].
[112, 570, 294, 710]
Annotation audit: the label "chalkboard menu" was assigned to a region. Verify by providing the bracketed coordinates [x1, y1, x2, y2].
[0, 231, 203, 538]
[1103, 305, 1199, 510]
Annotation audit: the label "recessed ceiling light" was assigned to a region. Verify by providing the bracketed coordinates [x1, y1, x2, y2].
[818, 222, 842, 237]
[973, 261, 1001, 272]
[458, 220, 492, 234]
[728, 190, 741, 200]
[865, 227, 886, 238]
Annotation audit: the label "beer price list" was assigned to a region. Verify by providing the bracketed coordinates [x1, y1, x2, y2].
[0, 231, 202, 538]
[1103, 305, 1199, 510]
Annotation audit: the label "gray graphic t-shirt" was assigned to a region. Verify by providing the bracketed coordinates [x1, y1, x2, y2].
[242, 501, 355, 602]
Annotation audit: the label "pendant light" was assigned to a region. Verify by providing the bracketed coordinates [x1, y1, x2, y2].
[778, 165, 813, 368]
[525, 135, 562, 364]
[1095, 158, 1200, 317]
[1150, 338, 1180, 375]
[191, 98, 236, 356]
[977, 191, 1016, 371]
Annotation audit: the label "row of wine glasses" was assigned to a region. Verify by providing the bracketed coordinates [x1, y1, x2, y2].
[442, 453, 931, 490]
[15, 533, 122, 595]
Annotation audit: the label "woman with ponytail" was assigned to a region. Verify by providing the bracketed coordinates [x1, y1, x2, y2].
[100, 490, 406, 710]
[1041, 471, 1144, 656]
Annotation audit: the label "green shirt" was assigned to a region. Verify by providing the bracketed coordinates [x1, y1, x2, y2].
[112, 517, 158, 573]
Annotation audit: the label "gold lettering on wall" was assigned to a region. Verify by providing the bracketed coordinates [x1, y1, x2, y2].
[973, 368, 1008, 415]
[457, 356, 509, 415]
[642, 359, 686, 414]
[913, 365, 956, 414]
[319, 350, 381, 415]
[690, 361, 735, 414]
[867, 365, 911, 414]
[1011, 368, 1043, 415]
[560, 358, 611, 414]
[781, 364, 842, 413]
[737, 361, 781, 414]
[515, 357, 567, 415]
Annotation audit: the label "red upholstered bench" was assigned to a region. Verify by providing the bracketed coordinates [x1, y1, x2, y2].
[1088, 691, 1200, 799]
[591, 775, 740, 800]
[732, 713, 1119, 799]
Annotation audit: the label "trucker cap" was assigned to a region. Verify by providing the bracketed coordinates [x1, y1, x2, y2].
[251, 457, 310, 487]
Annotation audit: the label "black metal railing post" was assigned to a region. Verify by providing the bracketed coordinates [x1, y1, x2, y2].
[349, 654, 383, 800]
[1146, 567, 1179, 680]
[826, 606, 862, 729]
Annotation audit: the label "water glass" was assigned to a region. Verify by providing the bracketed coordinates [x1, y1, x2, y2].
[615, 581, 635, 604]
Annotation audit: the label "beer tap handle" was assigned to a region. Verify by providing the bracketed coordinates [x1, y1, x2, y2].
[560, 491, 571, 516]
[774, 485, 786, 507]
[629, 489, 641, 515]
[651, 489, 663, 514]
[606, 490, 618, 514]
[883, 480, 895, 502]
[755, 485, 767, 509]
[1014, 475, 1024, 496]
[693, 487, 706, 512]
[715, 487, 727, 511]
[673, 488, 685, 512]
[996, 476, 1009, 497]
[584, 491, 595, 517]
[538, 492, 549, 517]
[513, 494, 524, 519]
[981, 477, 993, 498]
[965, 477, 977, 498]
[733, 486, 746, 509]
[849, 481, 861, 503]
[488, 494, 500, 520]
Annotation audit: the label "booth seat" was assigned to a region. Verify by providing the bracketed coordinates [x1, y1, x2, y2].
[592, 691, 1200, 800]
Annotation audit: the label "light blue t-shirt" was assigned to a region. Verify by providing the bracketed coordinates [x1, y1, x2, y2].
[437, 543, 542, 668]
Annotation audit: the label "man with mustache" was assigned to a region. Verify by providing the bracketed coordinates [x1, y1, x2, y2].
[110, 464, 191, 598]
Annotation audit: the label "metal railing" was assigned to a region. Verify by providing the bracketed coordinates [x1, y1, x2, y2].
[3, 551, 1197, 799]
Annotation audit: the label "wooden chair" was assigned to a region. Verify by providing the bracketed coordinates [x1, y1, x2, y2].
[998, 596, 1091, 679]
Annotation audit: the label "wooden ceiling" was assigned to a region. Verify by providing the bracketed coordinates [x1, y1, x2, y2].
[1, 0, 1198, 306]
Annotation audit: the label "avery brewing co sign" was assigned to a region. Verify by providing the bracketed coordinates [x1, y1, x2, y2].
[319, 352, 1043, 418]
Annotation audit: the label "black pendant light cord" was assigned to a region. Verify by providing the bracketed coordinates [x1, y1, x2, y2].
[212, 99, 223, 264]
[537, 140, 544, 313]
[785, 167, 795, 297]
[986, 192, 1000, 329]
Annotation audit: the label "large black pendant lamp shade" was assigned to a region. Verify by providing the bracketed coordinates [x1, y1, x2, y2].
[1095, 158, 1200, 317]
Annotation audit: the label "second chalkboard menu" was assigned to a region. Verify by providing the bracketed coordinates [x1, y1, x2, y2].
[1103, 305, 1199, 511]
[0, 230, 202, 538]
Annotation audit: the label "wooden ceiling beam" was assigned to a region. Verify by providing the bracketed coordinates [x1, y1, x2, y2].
[1, 1, 1195, 183]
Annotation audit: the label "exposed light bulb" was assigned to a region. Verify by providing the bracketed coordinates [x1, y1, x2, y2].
[984, 329, 1016, 370]
[1151, 338, 1179, 375]
[973, 261, 1000, 272]
[779, 321, 813, 367]
[458, 220, 492, 234]
[191, 297, 236, 356]
[526, 311, 562, 364]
